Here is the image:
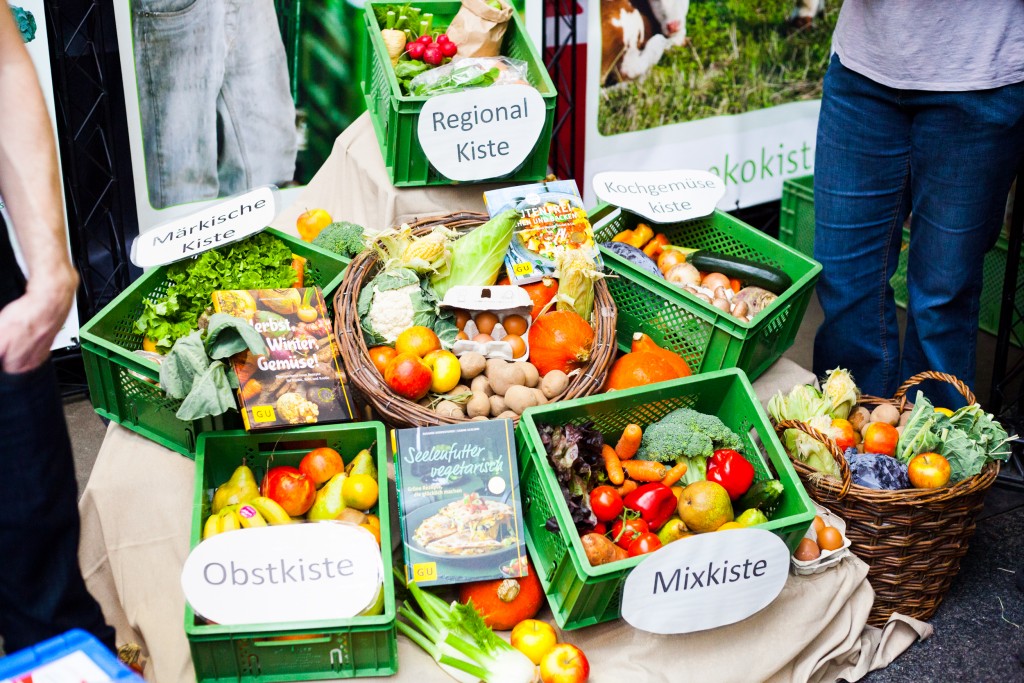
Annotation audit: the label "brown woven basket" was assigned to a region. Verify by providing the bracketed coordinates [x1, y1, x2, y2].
[334, 212, 618, 429]
[774, 371, 1000, 627]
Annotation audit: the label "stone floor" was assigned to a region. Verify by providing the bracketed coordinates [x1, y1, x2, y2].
[61, 293, 1024, 681]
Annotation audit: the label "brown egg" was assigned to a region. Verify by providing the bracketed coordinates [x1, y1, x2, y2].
[811, 515, 826, 535]
[504, 334, 527, 359]
[817, 526, 844, 551]
[456, 331, 468, 341]
[502, 314, 529, 336]
[475, 312, 499, 335]
[472, 333, 493, 343]
[454, 309, 471, 331]
[794, 537, 820, 561]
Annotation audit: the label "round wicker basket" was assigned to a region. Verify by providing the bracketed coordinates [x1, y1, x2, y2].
[774, 371, 1000, 626]
[334, 212, 618, 428]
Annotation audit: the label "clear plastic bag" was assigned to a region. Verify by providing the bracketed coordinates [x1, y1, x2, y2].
[409, 56, 529, 97]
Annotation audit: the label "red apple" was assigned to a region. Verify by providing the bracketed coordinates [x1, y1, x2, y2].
[540, 643, 589, 683]
[299, 447, 345, 487]
[384, 352, 432, 401]
[262, 466, 316, 517]
[908, 452, 951, 489]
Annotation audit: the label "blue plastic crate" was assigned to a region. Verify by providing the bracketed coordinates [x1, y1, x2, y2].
[0, 629, 143, 682]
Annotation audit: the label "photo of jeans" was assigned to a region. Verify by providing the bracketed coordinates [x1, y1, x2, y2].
[133, 0, 297, 209]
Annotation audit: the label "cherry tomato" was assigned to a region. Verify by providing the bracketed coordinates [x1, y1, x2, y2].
[407, 42, 426, 60]
[627, 532, 662, 557]
[611, 518, 649, 550]
[592, 521, 607, 535]
[436, 34, 450, 44]
[440, 41, 458, 58]
[589, 486, 624, 522]
[423, 44, 444, 66]
[417, 34, 433, 44]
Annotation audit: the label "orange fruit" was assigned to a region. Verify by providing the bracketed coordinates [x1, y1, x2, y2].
[817, 526, 844, 551]
[360, 520, 382, 546]
[504, 334, 527, 359]
[475, 312, 499, 335]
[368, 346, 397, 375]
[863, 422, 900, 457]
[502, 314, 529, 336]
[296, 208, 332, 241]
[395, 326, 441, 358]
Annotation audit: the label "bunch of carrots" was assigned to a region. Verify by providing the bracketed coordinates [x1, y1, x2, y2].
[600, 424, 687, 494]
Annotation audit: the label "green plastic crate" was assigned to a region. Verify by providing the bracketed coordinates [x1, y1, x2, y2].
[591, 204, 822, 381]
[79, 229, 350, 458]
[514, 369, 816, 630]
[780, 174, 1023, 344]
[361, 1, 557, 186]
[186, 422, 396, 682]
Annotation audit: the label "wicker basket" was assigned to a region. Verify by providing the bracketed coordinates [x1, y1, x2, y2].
[334, 212, 618, 428]
[774, 371, 1000, 626]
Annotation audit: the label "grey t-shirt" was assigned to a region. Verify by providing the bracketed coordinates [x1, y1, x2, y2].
[833, 0, 1024, 91]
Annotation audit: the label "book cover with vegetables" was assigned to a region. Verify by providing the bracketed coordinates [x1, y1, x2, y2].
[211, 287, 354, 431]
[393, 419, 528, 587]
[484, 180, 602, 285]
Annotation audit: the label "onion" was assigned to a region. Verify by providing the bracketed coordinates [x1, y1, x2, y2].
[665, 263, 701, 287]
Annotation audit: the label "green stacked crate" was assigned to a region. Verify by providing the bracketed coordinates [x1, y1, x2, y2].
[591, 204, 822, 381]
[79, 229, 350, 457]
[186, 423, 396, 682]
[515, 369, 816, 630]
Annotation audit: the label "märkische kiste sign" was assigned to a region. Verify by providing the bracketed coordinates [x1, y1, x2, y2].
[621, 527, 789, 634]
[417, 85, 546, 181]
[132, 186, 275, 267]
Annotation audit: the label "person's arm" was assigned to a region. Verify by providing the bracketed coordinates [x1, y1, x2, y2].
[0, 8, 78, 373]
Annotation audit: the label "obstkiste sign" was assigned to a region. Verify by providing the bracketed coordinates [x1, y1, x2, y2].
[621, 528, 789, 634]
[131, 186, 275, 268]
[181, 522, 384, 626]
[417, 84, 546, 181]
[592, 170, 726, 224]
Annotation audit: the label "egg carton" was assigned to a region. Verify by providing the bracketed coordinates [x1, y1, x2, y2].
[441, 286, 533, 362]
[790, 503, 852, 576]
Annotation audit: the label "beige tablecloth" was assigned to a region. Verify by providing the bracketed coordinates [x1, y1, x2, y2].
[78, 359, 932, 682]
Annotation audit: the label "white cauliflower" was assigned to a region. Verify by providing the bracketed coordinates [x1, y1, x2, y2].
[357, 267, 442, 346]
[365, 283, 419, 343]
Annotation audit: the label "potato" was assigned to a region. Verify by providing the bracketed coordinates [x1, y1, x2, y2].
[337, 508, 368, 525]
[489, 395, 507, 416]
[470, 415, 489, 422]
[581, 533, 628, 566]
[459, 352, 486, 380]
[435, 400, 464, 419]
[470, 375, 493, 397]
[489, 363, 526, 396]
[533, 388, 548, 405]
[870, 403, 901, 427]
[848, 406, 870, 432]
[540, 370, 569, 399]
[485, 358, 507, 378]
[899, 411, 912, 427]
[520, 362, 540, 388]
[467, 391, 491, 418]
[504, 385, 539, 414]
[496, 411, 518, 420]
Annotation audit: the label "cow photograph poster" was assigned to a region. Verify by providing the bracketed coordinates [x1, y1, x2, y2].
[585, 0, 839, 209]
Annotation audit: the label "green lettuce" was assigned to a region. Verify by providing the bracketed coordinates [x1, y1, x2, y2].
[429, 209, 519, 300]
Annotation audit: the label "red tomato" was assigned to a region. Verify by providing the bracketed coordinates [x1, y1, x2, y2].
[592, 521, 607, 535]
[628, 532, 662, 557]
[589, 486, 624, 522]
[611, 518, 649, 550]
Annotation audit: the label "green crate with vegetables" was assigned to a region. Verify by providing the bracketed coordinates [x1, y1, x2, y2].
[514, 369, 816, 630]
[362, 1, 557, 186]
[590, 203, 822, 381]
[186, 422, 396, 682]
[80, 229, 351, 457]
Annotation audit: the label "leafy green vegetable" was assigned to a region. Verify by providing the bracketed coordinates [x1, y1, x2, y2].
[429, 209, 519, 300]
[767, 383, 831, 423]
[636, 407, 742, 462]
[136, 232, 296, 351]
[357, 267, 451, 346]
[411, 66, 500, 96]
[311, 221, 366, 258]
[395, 59, 430, 94]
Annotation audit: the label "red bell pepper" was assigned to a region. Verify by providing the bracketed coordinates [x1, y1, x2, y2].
[707, 449, 755, 501]
[622, 482, 677, 531]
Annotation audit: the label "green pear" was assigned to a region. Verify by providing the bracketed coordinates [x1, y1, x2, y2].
[736, 508, 769, 527]
[358, 581, 386, 616]
[212, 464, 259, 513]
[345, 449, 377, 479]
[656, 517, 691, 545]
[307, 472, 348, 521]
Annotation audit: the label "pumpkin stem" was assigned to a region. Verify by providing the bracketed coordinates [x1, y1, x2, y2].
[497, 578, 521, 603]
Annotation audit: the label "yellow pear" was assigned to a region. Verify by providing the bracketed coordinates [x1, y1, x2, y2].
[212, 464, 259, 513]
[344, 449, 377, 479]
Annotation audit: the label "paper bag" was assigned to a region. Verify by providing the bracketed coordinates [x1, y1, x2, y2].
[446, 0, 513, 58]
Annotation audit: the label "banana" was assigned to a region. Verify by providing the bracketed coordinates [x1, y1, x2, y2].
[250, 496, 292, 525]
[202, 512, 222, 540]
[219, 508, 241, 532]
[237, 504, 267, 529]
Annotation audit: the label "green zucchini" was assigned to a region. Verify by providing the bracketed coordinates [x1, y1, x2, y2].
[736, 479, 784, 515]
[687, 251, 792, 294]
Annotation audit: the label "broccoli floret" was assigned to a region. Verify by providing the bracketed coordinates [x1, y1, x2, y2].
[636, 408, 742, 462]
[311, 221, 366, 258]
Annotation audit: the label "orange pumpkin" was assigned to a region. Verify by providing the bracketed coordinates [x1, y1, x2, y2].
[498, 276, 559, 320]
[458, 561, 544, 630]
[528, 310, 594, 376]
[630, 333, 692, 379]
[604, 334, 691, 391]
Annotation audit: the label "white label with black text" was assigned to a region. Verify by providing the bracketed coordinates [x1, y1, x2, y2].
[132, 186, 274, 267]
[621, 528, 789, 634]
[593, 170, 725, 223]
[181, 522, 383, 626]
[417, 85, 546, 181]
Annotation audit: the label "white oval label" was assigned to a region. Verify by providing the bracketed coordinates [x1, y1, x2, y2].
[621, 528, 789, 634]
[181, 522, 383, 626]
[593, 170, 725, 224]
[417, 85, 546, 181]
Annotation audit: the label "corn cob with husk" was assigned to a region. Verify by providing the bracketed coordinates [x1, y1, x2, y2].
[374, 224, 459, 276]
[554, 249, 605, 321]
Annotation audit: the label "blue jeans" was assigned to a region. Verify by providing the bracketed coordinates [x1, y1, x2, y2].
[813, 55, 1024, 406]
[133, 0, 297, 209]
